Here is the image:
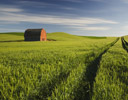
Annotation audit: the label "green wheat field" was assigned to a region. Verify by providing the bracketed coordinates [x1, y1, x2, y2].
[0, 32, 128, 100]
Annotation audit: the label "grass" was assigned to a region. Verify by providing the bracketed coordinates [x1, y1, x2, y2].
[80, 36, 107, 39]
[0, 32, 127, 100]
[92, 38, 128, 100]
[48, 38, 119, 100]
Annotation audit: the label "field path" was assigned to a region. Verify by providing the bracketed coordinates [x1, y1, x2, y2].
[75, 38, 119, 100]
[92, 38, 128, 100]
[48, 38, 119, 100]
[121, 37, 128, 52]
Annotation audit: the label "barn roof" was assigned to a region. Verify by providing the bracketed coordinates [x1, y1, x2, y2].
[24, 29, 43, 37]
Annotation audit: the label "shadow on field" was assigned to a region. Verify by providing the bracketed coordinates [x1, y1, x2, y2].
[0, 40, 24, 42]
[121, 37, 128, 52]
[0, 39, 56, 43]
[47, 39, 56, 41]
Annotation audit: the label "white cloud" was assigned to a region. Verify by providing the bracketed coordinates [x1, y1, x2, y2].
[0, 12, 118, 26]
[71, 26, 110, 31]
[0, 6, 118, 31]
[0, 28, 23, 32]
[122, 25, 128, 30]
[0, 7, 23, 12]
[0, 21, 19, 24]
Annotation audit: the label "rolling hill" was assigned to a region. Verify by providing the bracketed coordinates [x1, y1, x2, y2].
[0, 32, 107, 42]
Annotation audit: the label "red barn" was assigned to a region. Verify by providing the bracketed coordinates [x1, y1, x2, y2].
[24, 29, 47, 41]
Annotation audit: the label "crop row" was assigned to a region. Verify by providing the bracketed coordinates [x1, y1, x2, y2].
[48, 38, 119, 100]
[0, 36, 117, 100]
[0, 39, 115, 100]
[0, 52, 85, 100]
[92, 38, 128, 100]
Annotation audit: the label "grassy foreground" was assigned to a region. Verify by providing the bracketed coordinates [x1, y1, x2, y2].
[0, 32, 127, 100]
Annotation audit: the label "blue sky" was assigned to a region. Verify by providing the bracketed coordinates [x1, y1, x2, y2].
[0, 0, 128, 36]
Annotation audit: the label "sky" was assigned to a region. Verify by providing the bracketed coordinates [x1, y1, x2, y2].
[1, 0, 128, 36]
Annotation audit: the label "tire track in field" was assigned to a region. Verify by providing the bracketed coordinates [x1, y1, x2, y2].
[121, 37, 128, 52]
[74, 38, 119, 100]
[45, 38, 119, 100]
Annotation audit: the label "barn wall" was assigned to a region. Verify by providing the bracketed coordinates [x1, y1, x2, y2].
[25, 37, 40, 41]
[41, 29, 47, 41]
